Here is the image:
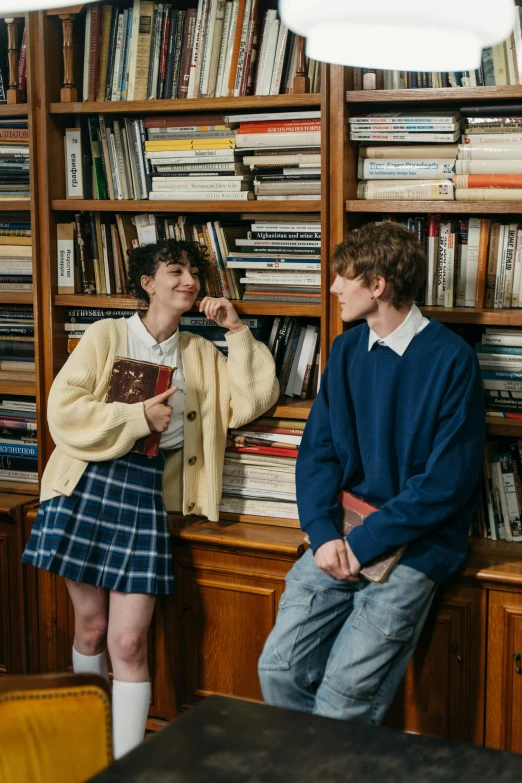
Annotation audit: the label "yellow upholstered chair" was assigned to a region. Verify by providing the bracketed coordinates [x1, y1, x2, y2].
[0, 672, 113, 783]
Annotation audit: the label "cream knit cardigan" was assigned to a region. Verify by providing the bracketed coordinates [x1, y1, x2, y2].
[41, 317, 279, 521]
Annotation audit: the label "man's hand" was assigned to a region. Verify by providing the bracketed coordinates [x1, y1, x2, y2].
[345, 539, 361, 577]
[314, 539, 359, 581]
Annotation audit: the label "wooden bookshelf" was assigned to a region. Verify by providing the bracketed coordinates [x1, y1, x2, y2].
[421, 307, 522, 326]
[0, 381, 36, 397]
[266, 397, 313, 420]
[0, 200, 32, 211]
[0, 480, 38, 495]
[347, 200, 522, 214]
[486, 415, 522, 436]
[49, 94, 322, 115]
[0, 105, 28, 116]
[0, 293, 33, 305]
[52, 199, 322, 213]
[346, 86, 522, 103]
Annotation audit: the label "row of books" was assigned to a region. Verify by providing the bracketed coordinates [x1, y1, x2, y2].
[58, 212, 321, 302]
[0, 306, 35, 384]
[220, 416, 302, 521]
[479, 329, 522, 419]
[353, 11, 522, 92]
[479, 438, 522, 542]
[0, 20, 26, 105]
[66, 109, 321, 201]
[0, 120, 30, 201]
[0, 396, 37, 484]
[82, 1, 319, 102]
[0, 214, 33, 295]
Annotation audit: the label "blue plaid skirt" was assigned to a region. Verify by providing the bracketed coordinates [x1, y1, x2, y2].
[22, 451, 174, 595]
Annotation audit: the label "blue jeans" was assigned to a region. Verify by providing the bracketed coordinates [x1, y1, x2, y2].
[258, 549, 436, 724]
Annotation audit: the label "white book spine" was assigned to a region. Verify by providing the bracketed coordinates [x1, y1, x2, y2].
[148, 5, 162, 99]
[64, 129, 84, 199]
[516, 229, 522, 308]
[215, 1, 233, 97]
[205, 0, 226, 97]
[187, 0, 206, 99]
[100, 224, 112, 295]
[494, 224, 507, 308]
[437, 222, 450, 306]
[357, 180, 454, 200]
[352, 131, 460, 142]
[126, 0, 142, 101]
[455, 229, 468, 307]
[254, 11, 276, 95]
[82, 6, 91, 102]
[201, 0, 219, 95]
[152, 179, 248, 191]
[233, 0, 252, 96]
[503, 223, 518, 307]
[269, 23, 288, 95]
[444, 232, 456, 308]
[260, 19, 279, 95]
[458, 144, 522, 160]
[236, 130, 321, 148]
[223, 466, 295, 481]
[463, 133, 522, 146]
[220, 0, 239, 97]
[358, 158, 456, 179]
[149, 190, 253, 200]
[285, 326, 306, 396]
[57, 225, 74, 294]
[110, 13, 125, 102]
[464, 217, 481, 307]
[456, 188, 522, 201]
[107, 130, 122, 199]
[195, 0, 212, 98]
[456, 159, 522, 174]
[425, 225, 439, 306]
[293, 325, 316, 396]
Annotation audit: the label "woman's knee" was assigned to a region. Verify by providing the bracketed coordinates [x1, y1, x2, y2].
[108, 628, 148, 667]
[74, 612, 108, 653]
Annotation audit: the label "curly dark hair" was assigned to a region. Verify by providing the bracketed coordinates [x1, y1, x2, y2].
[331, 222, 427, 309]
[127, 239, 210, 305]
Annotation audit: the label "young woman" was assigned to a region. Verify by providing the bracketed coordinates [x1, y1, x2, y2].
[23, 239, 279, 758]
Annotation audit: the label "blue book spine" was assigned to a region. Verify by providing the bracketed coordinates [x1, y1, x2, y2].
[482, 370, 522, 380]
[0, 443, 37, 457]
[476, 343, 522, 356]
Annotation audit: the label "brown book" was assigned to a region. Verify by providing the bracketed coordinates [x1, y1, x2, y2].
[227, 0, 247, 97]
[485, 221, 501, 308]
[88, 3, 102, 102]
[134, 1, 156, 101]
[352, 67, 363, 90]
[178, 7, 198, 98]
[105, 357, 175, 457]
[475, 218, 491, 308]
[304, 492, 405, 584]
[97, 5, 113, 101]
[67, 337, 80, 354]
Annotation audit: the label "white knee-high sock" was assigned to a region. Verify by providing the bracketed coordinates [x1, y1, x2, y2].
[112, 680, 150, 760]
[72, 647, 109, 683]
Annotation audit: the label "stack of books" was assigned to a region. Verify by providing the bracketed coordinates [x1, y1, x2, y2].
[353, 113, 461, 201]
[228, 215, 321, 304]
[82, 2, 319, 102]
[145, 112, 254, 201]
[179, 314, 272, 355]
[220, 416, 302, 522]
[266, 316, 320, 399]
[0, 120, 30, 200]
[455, 114, 522, 202]
[481, 439, 522, 542]
[65, 307, 136, 353]
[478, 328, 522, 419]
[231, 110, 321, 200]
[0, 396, 37, 484]
[0, 213, 32, 293]
[0, 306, 35, 383]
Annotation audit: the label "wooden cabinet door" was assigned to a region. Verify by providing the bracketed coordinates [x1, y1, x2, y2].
[386, 583, 486, 745]
[175, 560, 284, 708]
[0, 513, 25, 675]
[486, 590, 522, 753]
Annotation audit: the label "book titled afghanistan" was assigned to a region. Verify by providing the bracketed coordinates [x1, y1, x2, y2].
[105, 356, 175, 457]
[305, 491, 406, 584]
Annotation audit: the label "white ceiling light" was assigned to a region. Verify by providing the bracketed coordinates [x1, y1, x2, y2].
[279, 0, 516, 72]
[0, 1, 94, 10]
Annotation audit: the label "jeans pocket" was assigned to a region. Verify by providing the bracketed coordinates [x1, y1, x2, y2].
[353, 596, 415, 642]
[258, 581, 315, 671]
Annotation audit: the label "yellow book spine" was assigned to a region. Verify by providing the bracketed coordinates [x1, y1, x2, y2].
[145, 139, 236, 150]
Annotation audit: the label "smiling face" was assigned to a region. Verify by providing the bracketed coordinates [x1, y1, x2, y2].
[142, 256, 202, 315]
[330, 272, 379, 323]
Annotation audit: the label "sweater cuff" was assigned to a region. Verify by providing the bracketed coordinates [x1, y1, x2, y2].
[225, 326, 255, 349]
[347, 517, 384, 566]
[115, 400, 151, 440]
[304, 517, 342, 553]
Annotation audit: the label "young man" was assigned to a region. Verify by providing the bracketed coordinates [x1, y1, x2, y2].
[258, 221, 485, 724]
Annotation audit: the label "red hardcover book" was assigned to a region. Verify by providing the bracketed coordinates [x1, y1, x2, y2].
[88, 3, 102, 102]
[226, 445, 299, 458]
[177, 7, 198, 99]
[242, 425, 304, 436]
[237, 122, 322, 134]
[105, 357, 175, 457]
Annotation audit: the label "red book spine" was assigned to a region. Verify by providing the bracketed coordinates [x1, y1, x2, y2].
[18, 28, 27, 94]
[239, 0, 258, 97]
[0, 419, 35, 429]
[242, 425, 304, 436]
[226, 445, 299, 458]
[177, 7, 197, 99]
[237, 122, 321, 134]
[158, 11, 172, 98]
[88, 4, 102, 102]
[338, 491, 379, 516]
[141, 364, 174, 457]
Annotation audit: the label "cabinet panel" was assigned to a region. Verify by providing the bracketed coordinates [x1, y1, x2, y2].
[0, 515, 27, 676]
[387, 584, 486, 745]
[486, 590, 522, 753]
[176, 562, 283, 706]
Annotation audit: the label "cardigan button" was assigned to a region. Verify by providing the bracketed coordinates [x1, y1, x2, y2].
[187, 411, 197, 421]
[188, 456, 197, 466]
[188, 502, 195, 512]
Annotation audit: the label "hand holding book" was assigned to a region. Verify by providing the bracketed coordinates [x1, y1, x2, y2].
[144, 385, 178, 433]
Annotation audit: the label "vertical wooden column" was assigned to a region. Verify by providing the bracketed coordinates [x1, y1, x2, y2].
[5, 18, 22, 104]
[59, 13, 77, 102]
[293, 36, 311, 94]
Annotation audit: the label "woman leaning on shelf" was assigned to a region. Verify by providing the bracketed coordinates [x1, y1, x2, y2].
[22, 239, 279, 759]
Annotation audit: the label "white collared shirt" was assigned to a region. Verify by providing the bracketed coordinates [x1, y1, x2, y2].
[126, 313, 186, 449]
[368, 304, 430, 356]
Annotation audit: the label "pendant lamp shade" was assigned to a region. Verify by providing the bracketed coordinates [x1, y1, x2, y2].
[279, 0, 516, 72]
[0, 1, 93, 10]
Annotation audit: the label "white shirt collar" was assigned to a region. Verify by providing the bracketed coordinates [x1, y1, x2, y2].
[368, 304, 425, 356]
[127, 312, 179, 356]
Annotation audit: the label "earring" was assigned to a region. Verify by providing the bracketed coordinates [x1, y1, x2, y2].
[370, 295, 375, 299]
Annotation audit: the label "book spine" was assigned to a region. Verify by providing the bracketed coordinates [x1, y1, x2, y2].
[157, 6, 172, 99]
[17, 28, 27, 94]
[83, 6, 92, 101]
[87, 4, 101, 101]
[97, 5, 113, 101]
[456, 188, 522, 201]
[164, 9, 179, 100]
[357, 180, 454, 200]
[178, 8, 198, 98]
[110, 12, 126, 102]
[57, 223, 75, 294]
[126, 0, 142, 101]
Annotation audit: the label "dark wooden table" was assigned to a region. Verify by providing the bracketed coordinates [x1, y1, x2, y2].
[90, 696, 522, 782]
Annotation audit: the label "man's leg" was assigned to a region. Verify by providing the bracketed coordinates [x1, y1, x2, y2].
[258, 549, 359, 712]
[314, 564, 436, 723]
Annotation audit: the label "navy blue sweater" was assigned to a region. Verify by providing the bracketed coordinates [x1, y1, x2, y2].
[296, 319, 485, 584]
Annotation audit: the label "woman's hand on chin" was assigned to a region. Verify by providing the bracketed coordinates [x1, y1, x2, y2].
[198, 297, 246, 333]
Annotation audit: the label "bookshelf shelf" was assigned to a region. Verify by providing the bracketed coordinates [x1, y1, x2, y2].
[346, 86, 522, 103]
[267, 396, 313, 420]
[0, 381, 36, 396]
[0, 201, 32, 211]
[346, 200, 522, 214]
[0, 105, 28, 117]
[486, 415, 522, 436]
[54, 294, 321, 318]
[219, 511, 300, 529]
[421, 307, 522, 326]
[0, 292, 33, 305]
[52, 199, 322, 214]
[0, 480, 38, 495]
[49, 94, 322, 115]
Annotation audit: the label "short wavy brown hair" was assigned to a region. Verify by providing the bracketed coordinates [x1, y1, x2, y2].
[331, 222, 427, 309]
